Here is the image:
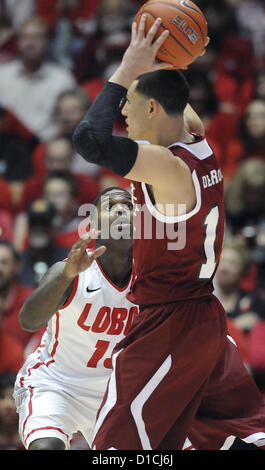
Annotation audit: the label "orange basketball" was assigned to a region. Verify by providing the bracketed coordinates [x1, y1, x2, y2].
[134, 0, 208, 69]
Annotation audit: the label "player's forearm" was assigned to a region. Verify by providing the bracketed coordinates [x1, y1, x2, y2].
[19, 273, 73, 332]
[72, 82, 138, 177]
[72, 81, 125, 163]
[108, 64, 136, 90]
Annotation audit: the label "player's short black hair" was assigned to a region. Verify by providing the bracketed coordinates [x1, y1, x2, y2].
[0, 239, 20, 262]
[135, 69, 190, 115]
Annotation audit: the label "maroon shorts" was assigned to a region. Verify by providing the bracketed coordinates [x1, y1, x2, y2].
[92, 296, 265, 450]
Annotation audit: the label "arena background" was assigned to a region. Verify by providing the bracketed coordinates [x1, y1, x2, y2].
[0, 0, 264, 450]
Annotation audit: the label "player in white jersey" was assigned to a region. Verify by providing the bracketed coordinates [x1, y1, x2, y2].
[13, 187, 138, 450]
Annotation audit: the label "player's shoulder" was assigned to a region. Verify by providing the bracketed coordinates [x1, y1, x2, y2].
[169, 135, 213, 160]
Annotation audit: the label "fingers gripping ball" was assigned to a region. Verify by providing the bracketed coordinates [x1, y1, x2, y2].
[134, 0, 208, 69]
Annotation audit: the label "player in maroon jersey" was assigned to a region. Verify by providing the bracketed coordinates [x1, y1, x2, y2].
[73, 16, 265, 450]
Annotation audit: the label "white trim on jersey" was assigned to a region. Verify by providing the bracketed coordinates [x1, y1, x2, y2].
[130, 355, 172, 450]
[219, 435, 236, 450]
[168, 138, 213, 160]
[220, 432, 265, 450]
[136, 137, 213, 161]
[141, 169, 201, 224]
[227, 335, 237, 347]
[136, 137, 215, 224]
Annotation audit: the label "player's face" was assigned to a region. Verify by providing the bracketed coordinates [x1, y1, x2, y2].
[121, 81, 151, 141]
[96, 190, 133, 240]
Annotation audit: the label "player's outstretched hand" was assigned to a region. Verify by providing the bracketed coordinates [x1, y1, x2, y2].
[110, 15, 173, 88]
[62, 231, 106, 280]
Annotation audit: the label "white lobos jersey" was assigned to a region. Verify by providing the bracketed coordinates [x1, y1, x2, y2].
[17, 259, 138, 394]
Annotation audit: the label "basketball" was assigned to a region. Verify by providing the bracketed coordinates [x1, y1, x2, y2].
[134, 0, 208, 69]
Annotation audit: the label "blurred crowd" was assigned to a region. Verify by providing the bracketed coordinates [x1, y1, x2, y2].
[0, 0, 265, 450]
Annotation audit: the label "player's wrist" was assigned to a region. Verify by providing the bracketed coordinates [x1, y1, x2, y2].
[108, 64, 136, 90]
[59, 268, 76, 282]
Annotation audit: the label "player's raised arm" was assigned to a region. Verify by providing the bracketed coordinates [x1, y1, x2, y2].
[72, 16, 191, 190]
[184, 103, 205, 136]
[19, 233, 106, 332]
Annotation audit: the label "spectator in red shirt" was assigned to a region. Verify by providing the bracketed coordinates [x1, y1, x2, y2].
[0, 316, 24, 375]
[19, 136, 100, 213]
[0, 177, 13, 213]
[0, 240, 33, 348]
[36, 0, 100, 34]
[14, 171, 84, 252]
[32, 87, 102, 180]
[214, 239, 265, 370]
[249, 321, 265, 396]
[18, 199, 69, 288]
[74, 0, 135, 83]
[213, 34, 255, 116]
[225, 158, 265, 241]
[225, 159, 265, 294]
[31, 87, 128, 191]
[0, 372, 24, 450]
[0, 277, 24, 374]
[223, 99, 265, 182]
[215, 239, 265, 331]
[35, 0, 101, 71]
[42, 171, 84, 249]
[0, 105, 38, 210]
[0, 210, 13, 241]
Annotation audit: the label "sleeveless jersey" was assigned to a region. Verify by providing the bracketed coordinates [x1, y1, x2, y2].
[127, 137, 225, 306]
[17, 259, 138, 393]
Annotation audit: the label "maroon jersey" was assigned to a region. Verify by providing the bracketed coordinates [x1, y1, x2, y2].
[127, 136, 225, 306]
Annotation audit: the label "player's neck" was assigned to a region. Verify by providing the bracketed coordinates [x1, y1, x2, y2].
[147, 115, 185, 147]
[95, 240, 132, 287]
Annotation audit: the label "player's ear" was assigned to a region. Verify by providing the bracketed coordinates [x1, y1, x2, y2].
[148, 99, 158, 118]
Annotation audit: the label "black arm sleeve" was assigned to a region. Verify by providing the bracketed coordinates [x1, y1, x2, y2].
[72, 81, 139, 177]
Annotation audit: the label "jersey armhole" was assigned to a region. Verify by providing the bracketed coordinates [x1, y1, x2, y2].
[59, 275, 79, 310]
[141, 169, 201, 223]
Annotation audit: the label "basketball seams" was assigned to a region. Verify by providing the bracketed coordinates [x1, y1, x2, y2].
[144, 0, 204, 18]
[145, 1, 204, 19]
[179, 0, 202, 15]
[134, 0, 208, 67]
[142, 1, 206, 43]
[143, 9, 194, 58]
